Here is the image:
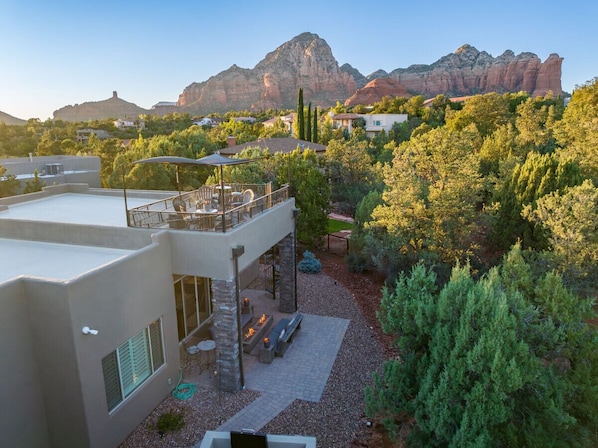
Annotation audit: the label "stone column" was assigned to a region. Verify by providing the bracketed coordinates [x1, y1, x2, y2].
[211, 278, 242, 392]
[278, 232, 297, 313]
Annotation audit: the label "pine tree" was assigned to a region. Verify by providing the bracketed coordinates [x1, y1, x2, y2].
[23, 169, 46, 193]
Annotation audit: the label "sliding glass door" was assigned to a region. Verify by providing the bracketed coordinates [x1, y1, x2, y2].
[173, 275, 212, 341]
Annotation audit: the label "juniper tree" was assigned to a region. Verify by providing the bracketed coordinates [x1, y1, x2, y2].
[366, 245, 598, 447]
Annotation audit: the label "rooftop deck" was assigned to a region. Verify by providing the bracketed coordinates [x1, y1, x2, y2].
[127, 183, 290, 232]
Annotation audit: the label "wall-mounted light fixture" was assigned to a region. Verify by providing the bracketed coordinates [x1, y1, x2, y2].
[82, 326, 99, 336]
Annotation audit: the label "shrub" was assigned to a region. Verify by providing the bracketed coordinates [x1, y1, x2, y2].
[156, 409, 185, 434]
[298, 250, 322, 273]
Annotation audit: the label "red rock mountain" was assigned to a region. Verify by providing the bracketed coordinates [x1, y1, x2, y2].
[390, 45, 561, 98]
[345, 78, 412, 107]
[26, 34, 562, 122]
[181, 39, 562, 114]
[178, 32, 357, 115]
[345, 44, 562, 107]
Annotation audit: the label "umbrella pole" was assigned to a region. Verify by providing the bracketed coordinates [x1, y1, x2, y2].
[176, 166, 181, 195]
[220, 165, 225, 232]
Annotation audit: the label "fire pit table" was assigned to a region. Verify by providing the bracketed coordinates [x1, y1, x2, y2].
[242, 314, 273, 353]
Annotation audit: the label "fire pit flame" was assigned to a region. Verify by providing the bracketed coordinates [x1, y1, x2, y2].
[244, 327, 256, 340]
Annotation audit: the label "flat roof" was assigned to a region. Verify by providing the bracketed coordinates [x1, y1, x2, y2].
[0, 237, 132, 284]
[0, 192, 156, 227]
[0, 191, 163, 284]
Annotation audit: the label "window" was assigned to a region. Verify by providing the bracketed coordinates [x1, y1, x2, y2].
[102, 319, 164, 412]
[373, 120, 382, 126]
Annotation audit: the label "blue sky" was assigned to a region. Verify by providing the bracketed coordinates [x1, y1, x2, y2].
[1, 0, 596, 121]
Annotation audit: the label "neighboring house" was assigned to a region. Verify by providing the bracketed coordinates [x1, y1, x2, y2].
[233, 116, 257, 123]
[0, 181, 297, 448]
[114, 118, 145, 131]
[330, 113, 408, 137]
[262, 114, 294, 133]
[220, 137, 327, 156]
[0, 155, 101, 193]
[76, 128, 112, 144]
[151, 101, 178, 116]
[193, 117, 214, 127]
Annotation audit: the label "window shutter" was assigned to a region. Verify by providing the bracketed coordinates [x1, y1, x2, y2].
[101, 352, 122, 411]
[118, 330, 151, 397]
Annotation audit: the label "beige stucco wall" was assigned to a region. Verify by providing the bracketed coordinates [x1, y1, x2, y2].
[0, 280, 51, 448]
[1, 233, 180, 448]
[168, 199, 296, 281]
[0, 186, 296, 447]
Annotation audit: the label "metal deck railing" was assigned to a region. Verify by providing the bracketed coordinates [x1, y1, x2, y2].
[127, 183, 289, 232]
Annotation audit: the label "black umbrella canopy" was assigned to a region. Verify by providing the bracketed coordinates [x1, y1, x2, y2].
[133, 155, 207, 166]
[195, 153, 251, 190]
[132, 156, 206, 194]
[195, 153, 251, 167]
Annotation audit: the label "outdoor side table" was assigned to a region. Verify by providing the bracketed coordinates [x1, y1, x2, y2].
[197, 339, 216, 372]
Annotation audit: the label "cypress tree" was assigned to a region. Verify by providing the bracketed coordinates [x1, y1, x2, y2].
[306, 102, 312, 142]
[312, 107, 318, 143]
[297, 88, 305, 140]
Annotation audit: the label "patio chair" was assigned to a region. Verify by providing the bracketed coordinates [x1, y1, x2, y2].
[172, 197, 193, 228]
[242, 189, 255, 219]
[196, 185, 215, 209]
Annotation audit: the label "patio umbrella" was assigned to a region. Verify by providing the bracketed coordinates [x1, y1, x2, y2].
[132, 156, 206, 195]
[196, 153, 251, 232]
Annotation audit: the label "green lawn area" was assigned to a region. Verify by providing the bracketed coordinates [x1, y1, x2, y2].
[328, 218, 353, 233]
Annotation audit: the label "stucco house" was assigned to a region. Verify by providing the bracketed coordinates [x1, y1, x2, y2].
[0, 155, 101, 193]
[330, 113, 408, 137]
[0, 179, 297, 448]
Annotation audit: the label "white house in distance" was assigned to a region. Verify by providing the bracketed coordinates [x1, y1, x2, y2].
[113, 118, 145, 131]
[262, 114, 294, 134]
[0, 178, 298, 448]
[330, 113, 408, 137]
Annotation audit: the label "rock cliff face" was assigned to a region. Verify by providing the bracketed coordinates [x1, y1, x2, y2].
[386, 45, 562, 99]
[177, 32, 357, 114]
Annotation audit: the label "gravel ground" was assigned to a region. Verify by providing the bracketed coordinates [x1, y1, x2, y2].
[120, 261, 386, 448]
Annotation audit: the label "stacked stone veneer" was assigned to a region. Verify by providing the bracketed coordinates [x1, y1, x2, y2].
[278, 232, 297, 313]
[210, 232, 297, 393]
[211, 278, 242, 392]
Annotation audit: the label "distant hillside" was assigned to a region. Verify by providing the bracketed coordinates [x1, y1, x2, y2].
[0, 111, 26, 125]
[53, 91, 150, 122]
